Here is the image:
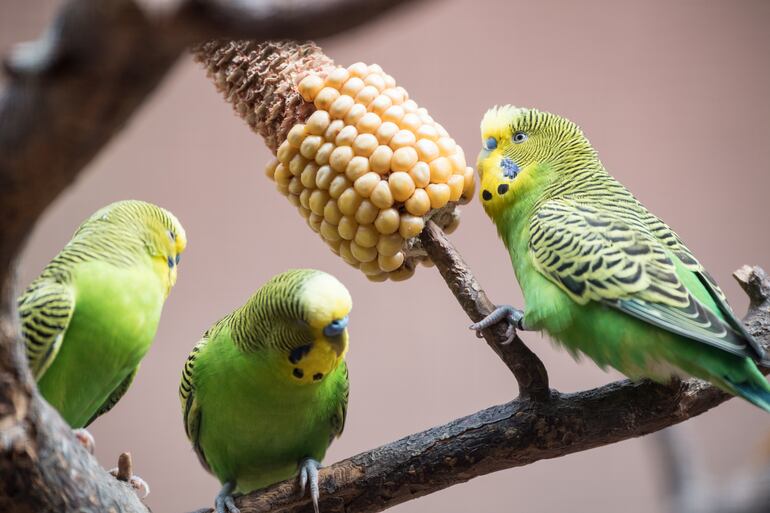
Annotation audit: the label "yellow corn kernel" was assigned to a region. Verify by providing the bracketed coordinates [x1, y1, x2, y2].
[388, 172, 415, 203]
[354, 224, 379, 248]
[345, 155, 370, 182]
[354, 200, 379, 225]
[350, 240, 377, 262]
[298, 74, 324, 102]
[404, 188, 430, 216]
[337, 216, 358, 240]
[353, 172, 381, 198]
[369, 180, 394, 209]
[398, 214, 425, 239]
[306, 110, 330, 136]
[314, 87, 340, 111]
[378, 251, 404, 273]
[373, 208, 400, 235]
[425, 183, 450, 209]
[338, 187, 363, 216]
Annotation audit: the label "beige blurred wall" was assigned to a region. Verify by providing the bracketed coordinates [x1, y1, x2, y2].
[2, 1, 770, 512]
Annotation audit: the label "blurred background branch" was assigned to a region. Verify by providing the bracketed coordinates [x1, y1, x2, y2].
[654, 426, 770, 513]
[0, 1, 417, 512]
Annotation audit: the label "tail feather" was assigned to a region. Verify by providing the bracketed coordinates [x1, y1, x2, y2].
[727, 379, 770, 413]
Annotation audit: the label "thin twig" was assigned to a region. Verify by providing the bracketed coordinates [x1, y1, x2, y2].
[116, 452, 133, 482]
[419, 221, 551, 400]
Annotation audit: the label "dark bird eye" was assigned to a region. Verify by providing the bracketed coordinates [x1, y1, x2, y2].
[484, 137, 497, 151]
[175, 254, 181, 265]
[167, 256, 174, 268]
[513, 132, 528, 144]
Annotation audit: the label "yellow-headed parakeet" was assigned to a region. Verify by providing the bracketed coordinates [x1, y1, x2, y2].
[180, 269, 351, 513]
[19, 200, 186, 431]
[472, 106, 770, 410]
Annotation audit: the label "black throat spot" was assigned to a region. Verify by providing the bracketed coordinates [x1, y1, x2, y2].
[482, 190, 493, 201]
[497, 183, 509, 195]
[289, 344, 312, 364]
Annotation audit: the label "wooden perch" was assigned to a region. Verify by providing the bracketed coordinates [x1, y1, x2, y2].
[187, 246, 769, 513]
[0, 1, 417, 512]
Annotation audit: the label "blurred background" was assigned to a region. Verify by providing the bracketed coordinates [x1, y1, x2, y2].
[2, 0, 770, 512]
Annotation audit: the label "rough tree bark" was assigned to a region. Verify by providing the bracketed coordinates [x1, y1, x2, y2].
[188, 241, 768, 513]
[0, 1, 417, 512]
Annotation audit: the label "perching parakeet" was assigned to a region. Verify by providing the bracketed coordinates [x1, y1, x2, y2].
[472, 106, 770, 411]
[19, 200, 187, 429]
[180, 269, 351, 513]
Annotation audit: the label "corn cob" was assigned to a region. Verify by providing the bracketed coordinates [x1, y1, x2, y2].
[196, 41, 475, 281]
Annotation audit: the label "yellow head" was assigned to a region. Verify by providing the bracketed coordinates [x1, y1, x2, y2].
[249, 269, 352, 386]
[84, 200, 187, 297]
[477, 106, 593, 219]
[289, 272, 352, 385]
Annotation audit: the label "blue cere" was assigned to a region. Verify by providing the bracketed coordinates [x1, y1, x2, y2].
[323, 316, 349, 337]
[484, 137, 498, 151]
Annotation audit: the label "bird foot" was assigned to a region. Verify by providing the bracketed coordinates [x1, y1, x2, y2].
[468, 305, 526, 344]
[214, 482, 239, 513]
[109, 468, 151, 498]
[73, 428, 95, 454]
[299, 457, 322, 513]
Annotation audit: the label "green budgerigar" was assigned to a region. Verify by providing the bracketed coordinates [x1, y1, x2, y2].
[472, 105, 770, 410]
[180, 269, 351, 513]
[19, 200, 187, 432]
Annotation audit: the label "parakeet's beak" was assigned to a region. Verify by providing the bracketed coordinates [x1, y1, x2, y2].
[323, 316, 349, 357]
[323, 316, 348, 338]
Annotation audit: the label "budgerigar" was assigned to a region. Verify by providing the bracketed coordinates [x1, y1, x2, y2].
[180, 269, 351, 513]
[19, 200, 186, 438]
[471, 106, 770, 410]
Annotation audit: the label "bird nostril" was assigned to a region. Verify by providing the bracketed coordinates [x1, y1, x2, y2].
[482, 190, 493, 201]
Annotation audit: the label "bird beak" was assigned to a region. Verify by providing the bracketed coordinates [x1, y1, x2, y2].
[323, 316, 349, 358]
[323, 316, 348, 338]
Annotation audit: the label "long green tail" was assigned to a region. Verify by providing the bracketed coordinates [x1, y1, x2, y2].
[728, 379, 770, 412]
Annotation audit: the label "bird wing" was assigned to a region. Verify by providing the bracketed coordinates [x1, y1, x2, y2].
[18, 280, 75, 379]
[643, 214, 766, 359]
[529, 199, 763, 360]
[329, 361, 349, 443]
[179, 337, 211, 472]
[84, 366, 139, 427]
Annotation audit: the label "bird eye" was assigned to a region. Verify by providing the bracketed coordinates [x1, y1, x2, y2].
[513, 132, 528, 144]
[168, 230, 176, 242]
[167, 256, 174, 268]
[175, 254, 181, 265]
[484, 137, 497, 151]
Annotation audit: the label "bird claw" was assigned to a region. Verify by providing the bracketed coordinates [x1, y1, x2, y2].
[73, 428, 95, 454]
[468, 305, 526, 345]
[298, 458, 322, 513]
[214, 482, 239, 513]
[108, 468, 151, 498]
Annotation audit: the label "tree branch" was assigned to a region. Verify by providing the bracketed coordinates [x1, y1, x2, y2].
[188, 260, 769, 513]
[0, 1, 418, 512]
[419, 221, 550, 399]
